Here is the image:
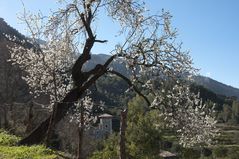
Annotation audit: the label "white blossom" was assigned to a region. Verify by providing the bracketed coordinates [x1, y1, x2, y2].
[6, 0, 218, 148]
[152, 84, 218, 147]
[7, 33, 75, 109]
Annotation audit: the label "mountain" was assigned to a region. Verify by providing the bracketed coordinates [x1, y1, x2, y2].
[193, 76, 239, 99]
[0, 18, 33, 48]
[84, 54, 131, 77]
[0, 18, 31, 103]
[1, 17, 239, 101]
[0, 18, 25, 40]
[87, 54, 239, 100]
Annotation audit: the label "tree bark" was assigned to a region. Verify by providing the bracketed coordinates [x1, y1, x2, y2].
[18, 116, 50, 145]
[77, 101, 84, 159]
[45, 103, 57, 147]
[119, 109, 128, 159]
[3, 104, 9, 129]
[25, 101, 34, 133]
[18, 50, 115, 145]
[18, 88, 81, 145]
[77, 126, 84, 159]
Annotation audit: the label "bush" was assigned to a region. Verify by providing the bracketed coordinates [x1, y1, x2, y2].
[213, 146, 228, 158]
[227, 146, 239, 159]
[0, 145, 57, 159]
[181, 148, 201, 159]
[201, 148, 212, 157]
[0, 129, 57, 159]
[0, 129, 20, 146]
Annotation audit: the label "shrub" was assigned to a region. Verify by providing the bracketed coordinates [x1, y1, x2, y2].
[0, 129, 20, 146]
[227, 146, 239, 159]
[0, 129, 57, 159]
[201, 148, 212, 157]
[181, 148, 201, 159]
[213, 146, 228, 158]
[0, 145, 57, 159]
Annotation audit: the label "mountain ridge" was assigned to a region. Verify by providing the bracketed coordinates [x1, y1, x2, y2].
[193, 75, 239, 99]
[1, 18, 238, 100]
[87, 54, 239, 99]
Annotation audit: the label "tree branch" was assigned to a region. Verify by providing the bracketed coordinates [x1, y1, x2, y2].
[108, 70, 151, 106]
[94, 39, 108, 43]
[80, 13, 94, 39]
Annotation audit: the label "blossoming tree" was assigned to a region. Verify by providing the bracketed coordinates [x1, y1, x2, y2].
[7, 29, 75, 145]
[7, 0, 217, 155]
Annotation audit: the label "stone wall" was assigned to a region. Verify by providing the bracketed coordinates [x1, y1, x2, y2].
[0, 102, 49, 134]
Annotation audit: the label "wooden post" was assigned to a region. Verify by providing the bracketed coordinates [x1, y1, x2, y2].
[120, 109, 128, 159]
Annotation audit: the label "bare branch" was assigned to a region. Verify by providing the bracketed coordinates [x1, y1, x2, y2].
[94, 39, 108, 43]
[108, 70, 151, 106]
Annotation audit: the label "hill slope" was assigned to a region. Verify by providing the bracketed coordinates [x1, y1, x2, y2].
[193, 76, 239, 99]
[0, 18, 31, 103]
[87, 54, 239, 99]
[1, 17, 239, 101]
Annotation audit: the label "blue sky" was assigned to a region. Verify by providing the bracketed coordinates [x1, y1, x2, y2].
[0, 0, 239, 88]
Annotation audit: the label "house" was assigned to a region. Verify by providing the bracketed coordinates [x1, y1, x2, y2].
[90, 113, 113, 139]
[98, 113, 113, 135]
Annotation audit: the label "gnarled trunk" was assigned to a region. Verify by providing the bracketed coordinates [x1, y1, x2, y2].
[18, 88, 81, 145]
[18, 60, 109, 145]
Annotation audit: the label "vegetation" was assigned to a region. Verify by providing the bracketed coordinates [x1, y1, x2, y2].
[0, 0, 239, 158]
[89, 93, 239, 159]
[3, 2, 219, 159]
[0, 129, 58, 159]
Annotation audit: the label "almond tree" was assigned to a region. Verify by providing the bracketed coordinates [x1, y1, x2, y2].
[7, 0, 217, 155]
[151, 84, 218, 148]
[7, 31, 75, 145]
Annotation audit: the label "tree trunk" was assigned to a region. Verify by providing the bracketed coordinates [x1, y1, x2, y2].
[45, 103, 57, 147]
[25, 101, 34, 133]
[18, 53, 114, 146]
[119, 109, 128, 159]
[77, 101, 84, 159]
[3, 104, 9, 129]
[77, 126, 84, 159]
[18, 88, 81, 145]
[18, 117, 50, 145]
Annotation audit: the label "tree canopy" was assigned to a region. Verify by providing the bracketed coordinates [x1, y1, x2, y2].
[6, 0, 217, 150]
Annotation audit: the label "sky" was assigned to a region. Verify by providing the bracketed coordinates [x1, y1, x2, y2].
[0, 0, 239, 88]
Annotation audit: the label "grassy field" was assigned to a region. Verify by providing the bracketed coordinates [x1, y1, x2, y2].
[0, 129, 62, 159]
[1, 124, 239, 159]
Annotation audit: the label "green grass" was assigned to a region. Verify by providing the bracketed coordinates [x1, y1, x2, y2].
[0, 145, 57, 159]
[0, 129, 58, 159]
[0, 130, 20, 146]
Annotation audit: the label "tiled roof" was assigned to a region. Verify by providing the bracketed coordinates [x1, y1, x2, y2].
[99, 113, 113, 118]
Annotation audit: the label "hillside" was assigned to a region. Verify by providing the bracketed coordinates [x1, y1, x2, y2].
[0, 18, 24, 40]
[0, 18, 31, 103]
[87, 54, 239, 100]
[1, 16, 239, 159]
[84, 54, 131, 77]
[2, 17, 239, 101]
[0, 18, 33, 48]
[193, 75, 239, 99]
